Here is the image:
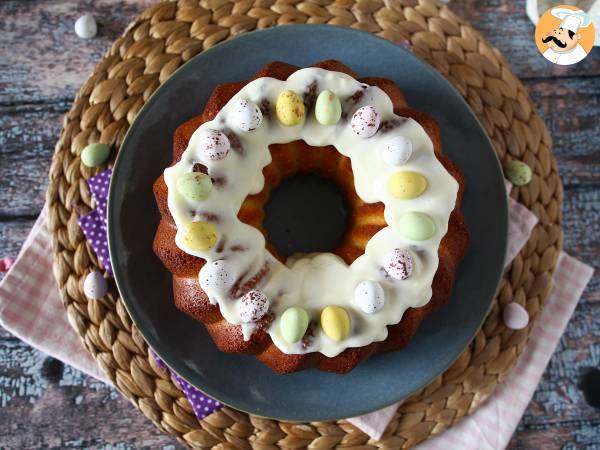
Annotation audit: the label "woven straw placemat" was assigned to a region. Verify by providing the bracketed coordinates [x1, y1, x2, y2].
[47, 0, 563, 448]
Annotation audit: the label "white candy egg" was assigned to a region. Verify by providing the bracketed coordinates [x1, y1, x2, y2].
[199, 260, 236, 291]
[382, 136, 413, 166]
[354, 280, 385, 314]
[231, 99, 263, 132]
[75, 14, 97, 39]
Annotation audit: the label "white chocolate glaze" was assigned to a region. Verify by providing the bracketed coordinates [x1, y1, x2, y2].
[164, 68, 458, 357]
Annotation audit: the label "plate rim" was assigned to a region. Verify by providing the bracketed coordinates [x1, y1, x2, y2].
[108, 24, 508, 421]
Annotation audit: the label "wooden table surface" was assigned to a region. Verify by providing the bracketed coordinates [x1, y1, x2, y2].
[1, 1, 598, 448]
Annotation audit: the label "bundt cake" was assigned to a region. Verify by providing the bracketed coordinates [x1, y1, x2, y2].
[153, 60, 469, 374]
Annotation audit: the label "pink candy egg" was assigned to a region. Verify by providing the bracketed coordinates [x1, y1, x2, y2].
[199, 129, 230, 161]
[238, 290, 270, 323]
[83, 271, 108, 300]
[0, 257, 14, 272]
[383, 248, 413, 280]
[351, 105, 380, 138]
[503, 302, 529, 330]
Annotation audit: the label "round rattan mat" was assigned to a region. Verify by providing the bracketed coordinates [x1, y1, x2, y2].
[47, 0, 563, 448]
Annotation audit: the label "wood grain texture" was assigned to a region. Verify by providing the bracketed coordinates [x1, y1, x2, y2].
[0, 0, 155, 104]
[0, 337, 184, 449]
[0, 104, 63, 217]
[0, 0, 598, 448]
[449, 0, 600, 78]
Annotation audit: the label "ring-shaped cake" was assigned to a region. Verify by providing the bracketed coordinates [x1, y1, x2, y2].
[153, 60, 469, 373]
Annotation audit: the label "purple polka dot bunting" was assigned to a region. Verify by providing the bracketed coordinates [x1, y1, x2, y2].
[172, 373, 223, 419]
[95, 197, 108, 229]
[78, 169, 113, 274]
[153, 354, 168, 371]
[89, 169, 112, 198]
[78, 210, 112, 274]
[151, 351, 222, 420]
[88, 169, 111, 227]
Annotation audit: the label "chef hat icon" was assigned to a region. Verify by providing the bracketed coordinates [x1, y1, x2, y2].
[551, 7, 593, 33]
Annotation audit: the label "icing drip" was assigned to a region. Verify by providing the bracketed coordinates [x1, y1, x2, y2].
[164, 68, 458, 357]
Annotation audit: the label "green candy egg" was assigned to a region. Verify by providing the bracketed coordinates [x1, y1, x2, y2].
[81, 143, 110, 167]
[397, 212, 436, 241]
[504, 160, 532, 186]
[280, 307, 310, 343]
[176, 172, 213, 200]
[315, 90, 342, 125]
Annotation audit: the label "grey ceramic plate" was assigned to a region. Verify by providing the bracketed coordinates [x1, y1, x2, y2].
[108, 25, 507, 422]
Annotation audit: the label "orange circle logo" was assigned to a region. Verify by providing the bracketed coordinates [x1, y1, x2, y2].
[535, 5, 595, 66]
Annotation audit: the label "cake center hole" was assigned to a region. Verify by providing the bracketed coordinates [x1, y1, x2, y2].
[263, 175, 349, 259]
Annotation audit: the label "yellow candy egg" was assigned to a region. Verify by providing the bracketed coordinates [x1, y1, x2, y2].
[388, 171, 427, 199]
[276, 90, 305, 126]
[320, 305, 350, 341]
[182, 221, 218, 251]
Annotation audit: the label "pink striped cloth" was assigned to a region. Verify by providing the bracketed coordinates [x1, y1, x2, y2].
[0, 188, 593, 445]
[413, 252, 593, 450]
[0, 206, 107, 382]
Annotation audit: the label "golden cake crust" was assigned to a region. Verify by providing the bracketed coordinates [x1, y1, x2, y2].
[153, 60, 469, 374]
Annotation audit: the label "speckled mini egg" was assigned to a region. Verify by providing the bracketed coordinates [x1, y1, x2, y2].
[198, 129, 230, 160]
[176, 172, 212, 200]
[231, 99, 263, 132]
[238, 290, 270, 323]
[81, 143, 110, 167]
[504, 160, 532, 186]
[75, 14, 97, 39]
[382, 136, 412, 166]
[388, 171, 428, 199]
[83, 271, 108, 300]
[315, 90, 342, 125]
[199, 260, 235, 291]
[354, 280, 385, 314]
[503, 302, 529, 330]
[182, 221, 218, 251]
[383, 248, 414, 280]
[280, 307, 310, 343]
[276, 90, 305, 126]
[351, 106, 380, 138]
[320, 305, 351, 341]
[397, 212, 436, 241]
